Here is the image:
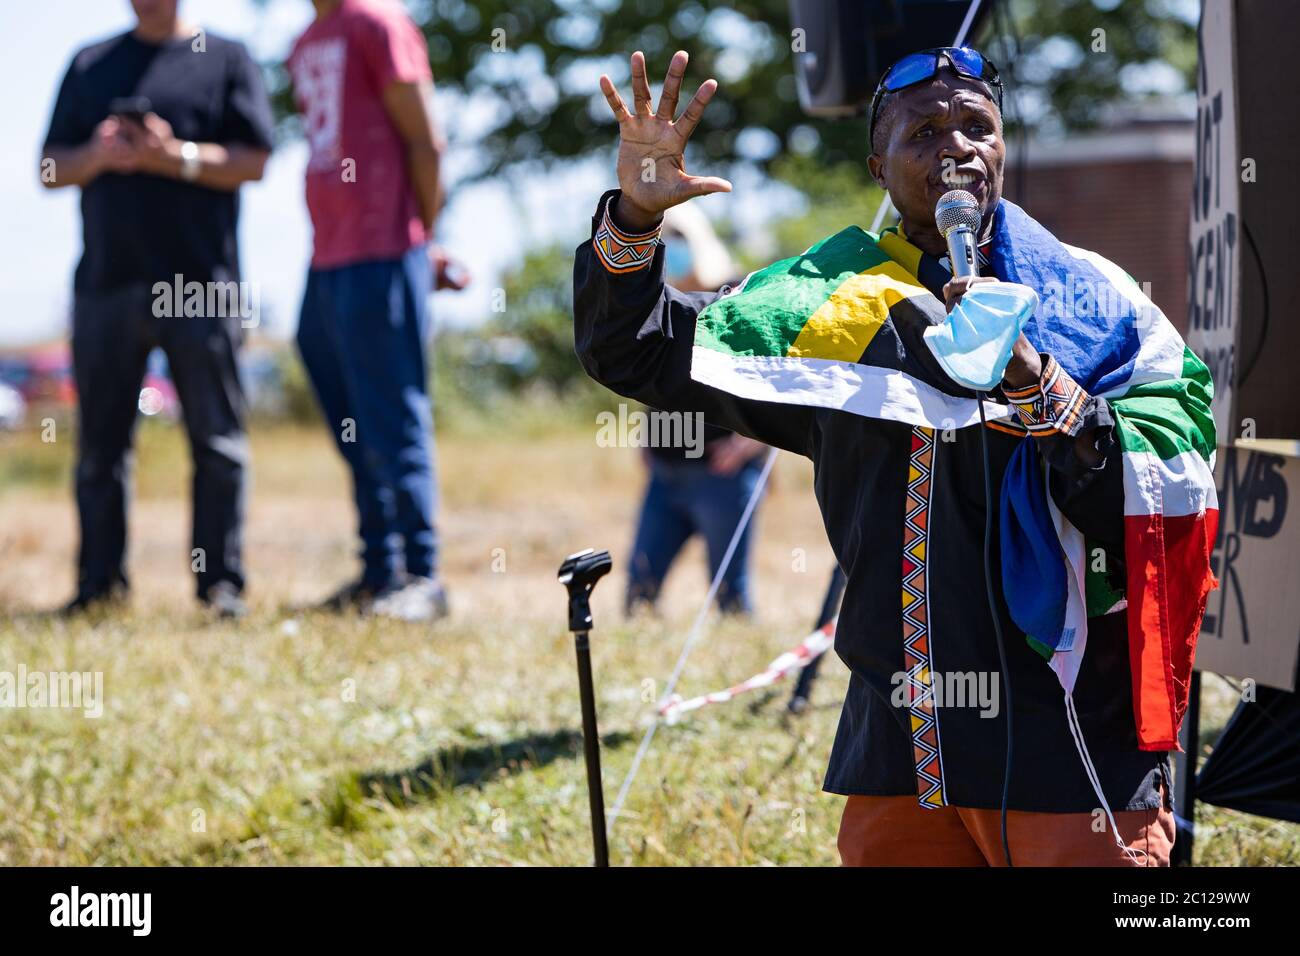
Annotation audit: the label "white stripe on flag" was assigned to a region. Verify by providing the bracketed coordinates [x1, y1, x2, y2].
[690, 346, 1013, 430]
[1047, 489, 1090, 694]
[1121, 448, 1220, 517]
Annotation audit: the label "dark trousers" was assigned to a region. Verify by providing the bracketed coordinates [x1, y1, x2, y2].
[296, 246, 438, 587]
[626, 456, 763, 614]
[71, 284, 247, 600]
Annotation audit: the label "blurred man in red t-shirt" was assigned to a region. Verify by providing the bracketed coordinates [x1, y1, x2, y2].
[289, 0, 466, 620]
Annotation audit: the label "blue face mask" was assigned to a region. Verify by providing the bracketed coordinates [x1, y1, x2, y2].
[922, 281, 1038, 391]
[664, 243, 693, 282]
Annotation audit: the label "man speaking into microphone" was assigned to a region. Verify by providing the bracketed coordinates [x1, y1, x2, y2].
[573, 47, 1217, 866]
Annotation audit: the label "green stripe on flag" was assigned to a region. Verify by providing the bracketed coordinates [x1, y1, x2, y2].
[1181, 344, 1213, 396]
[695, 226, 890, 356]
[1110, 347, 1216, 461]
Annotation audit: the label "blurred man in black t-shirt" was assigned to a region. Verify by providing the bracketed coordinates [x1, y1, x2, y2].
[41, 0, 273, 617]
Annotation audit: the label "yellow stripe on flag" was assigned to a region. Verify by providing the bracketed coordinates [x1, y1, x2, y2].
[785, 261, 929, 363]
[877, 228, 923, 278]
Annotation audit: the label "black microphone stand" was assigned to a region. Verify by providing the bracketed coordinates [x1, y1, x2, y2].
[557, 548, 613, 867]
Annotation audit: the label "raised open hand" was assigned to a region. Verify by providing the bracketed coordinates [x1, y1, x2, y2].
[598, 50, 732, 232]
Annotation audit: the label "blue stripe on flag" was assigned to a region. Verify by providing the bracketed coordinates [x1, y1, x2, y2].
[989, 201, 1143, 396]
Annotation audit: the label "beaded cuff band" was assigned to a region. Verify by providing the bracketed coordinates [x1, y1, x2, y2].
[593, 194, 662, 274]
[1003, 353, 1090, 438]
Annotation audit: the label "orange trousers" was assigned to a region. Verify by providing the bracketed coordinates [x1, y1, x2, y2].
[837, 791, 1175, 867]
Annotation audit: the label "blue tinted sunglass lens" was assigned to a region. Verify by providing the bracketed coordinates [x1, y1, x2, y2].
[946, 47, 986, 78]
[883, 53, 938, 91]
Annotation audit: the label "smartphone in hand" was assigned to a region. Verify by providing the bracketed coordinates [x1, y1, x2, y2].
[107, 96, 153, 124]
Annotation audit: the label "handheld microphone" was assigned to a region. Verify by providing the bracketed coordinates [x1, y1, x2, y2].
[935, 189, 983, 279]
[934, 185, 1014, 866]
[934, 187, 1017, 866]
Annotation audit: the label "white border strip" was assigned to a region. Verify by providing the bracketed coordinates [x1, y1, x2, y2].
[1122, 448, 1220, 517]
[690, 346, 1013, 430]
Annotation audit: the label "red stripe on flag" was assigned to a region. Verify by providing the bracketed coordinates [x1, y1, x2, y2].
[1123, 507, 1220, 751]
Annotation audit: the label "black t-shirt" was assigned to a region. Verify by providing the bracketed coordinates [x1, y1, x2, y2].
[43, 31, 274, 294]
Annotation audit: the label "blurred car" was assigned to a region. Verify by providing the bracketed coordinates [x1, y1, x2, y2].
[0, 345, 182, 421]
[0, 381, 25, 430]
[0, 346, 75, 407]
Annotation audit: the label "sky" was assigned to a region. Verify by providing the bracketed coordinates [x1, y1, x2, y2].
[0, 0, 622, 347]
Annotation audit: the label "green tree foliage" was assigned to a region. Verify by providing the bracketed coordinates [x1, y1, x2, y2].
[262, 1, 1198, 413]
[766, 155, 889, 253]
[267, 0, 1196, 178]
[493, 244, 585, 392]
[1006, 0, 1197, 133]
[433, 244, 611, 423]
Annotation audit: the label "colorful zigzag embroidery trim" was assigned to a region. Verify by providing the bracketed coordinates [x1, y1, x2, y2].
[1003, 353, 1090, 438]
[593, 194, 662, 274]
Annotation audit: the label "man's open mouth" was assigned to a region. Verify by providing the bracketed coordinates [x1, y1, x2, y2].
[935, 170, 986, 192]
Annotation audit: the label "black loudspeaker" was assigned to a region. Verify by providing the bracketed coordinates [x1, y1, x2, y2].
[789, 0, 998, 117]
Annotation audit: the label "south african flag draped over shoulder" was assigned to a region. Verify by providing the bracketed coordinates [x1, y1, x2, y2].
[690, 199, 1218, 752]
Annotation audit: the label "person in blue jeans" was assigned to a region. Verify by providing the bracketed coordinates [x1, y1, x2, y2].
[624, 204, 768, 616]
[297, 247, 448, 616]
[289, 0, 467, 619]
[627, 432, 767, 615]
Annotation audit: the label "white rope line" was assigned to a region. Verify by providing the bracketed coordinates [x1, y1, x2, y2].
[607, 445, 778, 830]
[954, 0, 983, 47]
[869, 194, 895, 234]
[658, 618, 837, 722]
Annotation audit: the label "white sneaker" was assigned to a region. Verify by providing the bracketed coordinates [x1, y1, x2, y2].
[371, 576, 449, 622]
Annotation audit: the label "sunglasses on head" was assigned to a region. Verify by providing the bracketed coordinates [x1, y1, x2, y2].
[868, 46, 1003, 145]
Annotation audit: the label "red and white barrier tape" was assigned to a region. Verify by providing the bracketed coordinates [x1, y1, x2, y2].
[658, 618, 837, 724]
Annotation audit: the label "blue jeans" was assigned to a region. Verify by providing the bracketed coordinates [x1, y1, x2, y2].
[296, 246, 438, 587]
[626, 456, 764, 615]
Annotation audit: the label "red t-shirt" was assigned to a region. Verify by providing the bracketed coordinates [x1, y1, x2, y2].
[288, 0, 432, 269]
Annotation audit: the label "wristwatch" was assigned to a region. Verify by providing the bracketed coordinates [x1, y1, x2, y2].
[179, 141, 201, 182]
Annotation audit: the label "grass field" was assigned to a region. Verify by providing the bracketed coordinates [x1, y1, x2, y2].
[0, 412, 1295, 866]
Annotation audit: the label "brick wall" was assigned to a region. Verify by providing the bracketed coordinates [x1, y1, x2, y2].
[1003, 125, 1194, 335]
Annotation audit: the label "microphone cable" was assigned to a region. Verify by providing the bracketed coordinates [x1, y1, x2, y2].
[975, 391, 1015, 867]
